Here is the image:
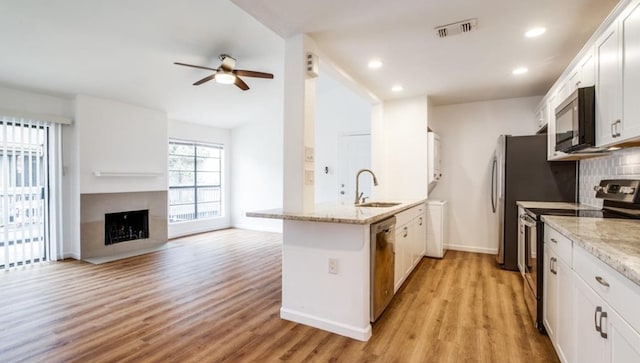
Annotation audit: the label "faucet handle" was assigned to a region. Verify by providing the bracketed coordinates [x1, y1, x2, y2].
[361, 196, 368, 203]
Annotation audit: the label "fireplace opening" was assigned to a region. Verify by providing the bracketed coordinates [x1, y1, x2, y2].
[105, 209, 149, 245]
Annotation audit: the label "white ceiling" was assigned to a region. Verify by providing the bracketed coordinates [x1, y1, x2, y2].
[0, 0, 620, 129]
[232, 0, 619, 105]
[0, 0, 284, 128]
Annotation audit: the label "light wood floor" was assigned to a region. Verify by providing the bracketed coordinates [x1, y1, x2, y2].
[0, 229, 558, 363]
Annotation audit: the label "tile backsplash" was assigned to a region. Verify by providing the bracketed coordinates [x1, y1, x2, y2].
[579, 147, 640, 207]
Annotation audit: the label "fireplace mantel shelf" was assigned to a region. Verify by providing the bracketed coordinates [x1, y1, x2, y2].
[92, 171, 164, 177]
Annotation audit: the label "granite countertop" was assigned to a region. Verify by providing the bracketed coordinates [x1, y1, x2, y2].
[516, 201, 599, 210]
[246, 199, 427, 225]
[542, 215, 640, 287]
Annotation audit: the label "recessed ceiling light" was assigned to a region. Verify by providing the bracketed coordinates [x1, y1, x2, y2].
[391, 85, 403, 92]
[512, 67, 528, 75]
[368, 59, 383, 69]
[525, 27, 546, 38]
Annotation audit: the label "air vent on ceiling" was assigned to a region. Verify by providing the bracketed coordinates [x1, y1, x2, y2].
[435, 18, 478, 38]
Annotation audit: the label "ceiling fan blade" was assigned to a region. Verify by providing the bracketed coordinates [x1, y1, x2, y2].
[174, 62, 218, 72]
[193, 74, 216, 86]
[234, 76, 250, 91]
[235, 70, 274, 79]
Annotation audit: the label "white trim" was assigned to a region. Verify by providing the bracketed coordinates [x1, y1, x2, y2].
[444, 244, 498, 255]
[280, 307, 372, 342]
[0, 108, 72, 125]
[63, 252, 81, 260]
[231, 222, 283, 233]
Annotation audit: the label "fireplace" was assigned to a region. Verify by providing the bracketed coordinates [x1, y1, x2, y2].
[105, 209, 149, 245]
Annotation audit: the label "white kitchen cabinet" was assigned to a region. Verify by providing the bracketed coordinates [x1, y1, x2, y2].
[595, 21, 623, 147]
[425, 200, 447, 258]
[580, 48, 596, 87]
[574, 274, 640, 363]
[542, 228, 575, 363]
[543, 243, 558, 342]
[393, 203, 426, 292]
[621, 0, 640, 145]
[427, 132, 441, 186]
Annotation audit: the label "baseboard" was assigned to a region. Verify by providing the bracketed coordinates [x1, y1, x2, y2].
[232, 223, 283, 233]
[280, 307, 371, 342]
[444, 244, 497, 255]
[63, 252, 81, 260]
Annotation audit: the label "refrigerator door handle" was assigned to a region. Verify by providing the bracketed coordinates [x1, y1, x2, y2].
[491, 156, 497, 213]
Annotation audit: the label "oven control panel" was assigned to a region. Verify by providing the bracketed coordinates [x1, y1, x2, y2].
[594, 179, 640, 203]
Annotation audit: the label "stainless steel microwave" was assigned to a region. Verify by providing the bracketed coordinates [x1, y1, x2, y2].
[555, 86, 596, 153]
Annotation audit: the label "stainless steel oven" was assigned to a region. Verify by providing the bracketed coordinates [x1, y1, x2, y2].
[519, 211, 538, 328]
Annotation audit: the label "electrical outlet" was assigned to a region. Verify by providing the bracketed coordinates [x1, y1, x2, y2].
[328, 258, 339, 274]
[305, 170, 314, 185]
[305, 146, 314, 162]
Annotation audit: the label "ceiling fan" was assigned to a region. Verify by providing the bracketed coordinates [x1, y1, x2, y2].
[174, 54, 273, 91]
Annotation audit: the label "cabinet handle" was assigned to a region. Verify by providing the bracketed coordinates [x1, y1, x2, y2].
[595, 306, 602, 333]
[550, 238, 558, 244]
[600, 311, 608, 339]
[611, 122, 617, 138]
[615, 120, 621, 137]
[403, 226, 408, 238]
[550, 257, 557, 274]
[419, 217, 423, 226]
[595, 276, 610, 287]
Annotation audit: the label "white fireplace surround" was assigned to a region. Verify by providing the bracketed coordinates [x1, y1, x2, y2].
[80, 191, 168, 260]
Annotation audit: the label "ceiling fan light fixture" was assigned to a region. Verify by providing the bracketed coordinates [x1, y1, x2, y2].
[215, 72, 236, 84]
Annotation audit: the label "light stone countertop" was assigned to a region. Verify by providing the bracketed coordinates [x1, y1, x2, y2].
[246, 199, 427, 225]
[542, 215, 640, 287]
[516, 201, 599, 210]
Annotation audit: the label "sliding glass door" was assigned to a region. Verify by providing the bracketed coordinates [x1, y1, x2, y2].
[0, 120, 49, 269]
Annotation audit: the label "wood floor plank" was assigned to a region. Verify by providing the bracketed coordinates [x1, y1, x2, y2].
[0, 229, 558, 362]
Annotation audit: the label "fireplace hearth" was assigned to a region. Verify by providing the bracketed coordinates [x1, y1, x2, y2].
[105, 209, 149, 245]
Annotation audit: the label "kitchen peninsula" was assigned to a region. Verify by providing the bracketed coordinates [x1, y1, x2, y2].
[247, 199, 427, 341]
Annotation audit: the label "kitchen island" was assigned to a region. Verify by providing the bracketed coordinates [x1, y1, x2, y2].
[247, 199, 426, 341]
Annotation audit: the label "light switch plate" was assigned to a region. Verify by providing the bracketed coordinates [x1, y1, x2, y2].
[305, 170, 314, 185]
[305, 147, 314, 162]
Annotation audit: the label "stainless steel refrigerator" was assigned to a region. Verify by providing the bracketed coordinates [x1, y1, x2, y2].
[491, 134, 577, 271]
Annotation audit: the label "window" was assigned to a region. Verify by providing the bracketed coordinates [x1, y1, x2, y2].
[168, 140, 223, 223]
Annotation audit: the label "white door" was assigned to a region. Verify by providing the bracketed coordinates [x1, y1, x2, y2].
[337, 134, 371, 203]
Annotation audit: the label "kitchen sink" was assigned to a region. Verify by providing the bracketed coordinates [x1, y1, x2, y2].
[357, 202, 401, 208]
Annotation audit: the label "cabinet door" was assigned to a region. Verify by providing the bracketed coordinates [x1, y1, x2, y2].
[517, 208, 525, 276]
[580, 48, 596, 87]
[415, 213, 426, 258]
[543, 244, 558, 341]
[596, 22, 622, 147]
[574, 275, 609, 363]
[607, 306, 640, 363]
[433, 134, 441, 181]
[621, 0, 640, 143]
[394, 227, 406, 292]
[556, 257, 574, 363]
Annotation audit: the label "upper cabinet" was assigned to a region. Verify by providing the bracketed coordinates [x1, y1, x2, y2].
[621, 0, 640, 144]
[542, 0, 640, 159]
[427, 131, 441, 186]
[595, 22, 622, 147]
[596, 0, 640, 147]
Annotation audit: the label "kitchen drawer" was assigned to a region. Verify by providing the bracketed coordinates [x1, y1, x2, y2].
[395, 204, 424, 226]
[544, 225, 572, 265]
[574, 244, 640, 334]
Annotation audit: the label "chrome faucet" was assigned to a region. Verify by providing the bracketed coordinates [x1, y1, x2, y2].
[355, 169, 379, 204]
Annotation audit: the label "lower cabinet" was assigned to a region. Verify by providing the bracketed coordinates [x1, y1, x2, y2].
[393, 204, 426, 292]
[543, 241, 574, 363]
[544, 224, 640, 363]
[574, 275, 640, 363]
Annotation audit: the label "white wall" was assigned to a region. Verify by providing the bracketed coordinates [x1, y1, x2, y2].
[168, 119, 231, 238]
[75, 95, 168, 194]
[374, 96, 429, 201]
[429, 96, 540, 254]
[230, 110, 283, 232]
[315, 74, 372, 203]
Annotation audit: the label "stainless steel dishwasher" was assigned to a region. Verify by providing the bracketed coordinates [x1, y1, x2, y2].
[370, 216, 396, 322]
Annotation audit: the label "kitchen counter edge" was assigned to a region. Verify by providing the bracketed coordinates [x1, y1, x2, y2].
[246, 199, 427, 225]
[542, 215, 640, 287]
